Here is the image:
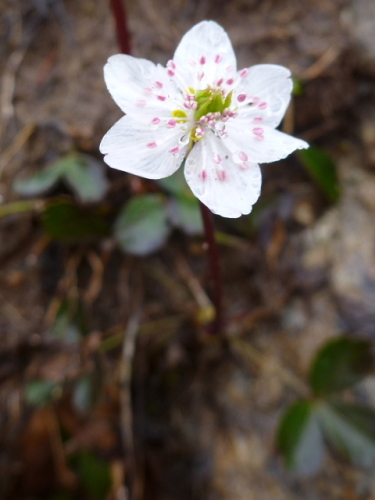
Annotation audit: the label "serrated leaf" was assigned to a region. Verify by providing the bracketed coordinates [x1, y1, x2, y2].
[13, 162, 63, 196]
[25, 380, 59, 406]
[277, 400, 325, 475]
[318, 401, 375, 468]
[13, 153, 108, 203]
[167, 195, 203, 235]
[298, 146, 340, 202]
[115, 194, 170, 256]
[309, 337, 373, 397]
[72, 450, 111, 500]
[63, 154, 108, 203]
[42, 200, 109, 243]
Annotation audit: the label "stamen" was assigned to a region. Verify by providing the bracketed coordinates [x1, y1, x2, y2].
[258, 102, 268, 109]
[226, 66, 234, 73]
[169, 146, 180, 154]
[157, 95, 166, 101]
[200, 170, 208, 181]
[237, 93, 247, 102]
[167, 69, 175, 77]
[137, 100, 146, 107]
[239, 162, 249, 170]
[253, 127, 264, 136]
[213, 154, 222, 164]
[253, 117, 263, 123]
[215, 55, 222, 63]
[144, 87, 153, 95]
[195, 127, 205, 138]
[226, 78, 234, 85]
[151, 117, 161, 125]
[147, 142, 157, 149]
[218, 170, 227, 181]
[217, 78, 224, 86]
[197, 71, 204, 81]
[238, 151, 248, 161]
[167, 60, 176, 70]
[239, 68, 249, 78]
[154, 81, 163, 89]
[200, 56, 206, 65]
[167, 119, 177, 128]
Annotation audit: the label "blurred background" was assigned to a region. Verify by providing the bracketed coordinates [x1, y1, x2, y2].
[2, 0, 375, 499]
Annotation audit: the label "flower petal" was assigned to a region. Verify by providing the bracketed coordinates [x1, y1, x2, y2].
[236, 64, 293, 128]
[104, 55, 182, 124]
[223, 123, 308, 164]
[173, 21, 237, 91]
[184, 132, 261, 218]
[100, 116, 188, 179]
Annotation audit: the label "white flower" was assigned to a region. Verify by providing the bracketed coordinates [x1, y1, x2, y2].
[100, 21, 308, 218]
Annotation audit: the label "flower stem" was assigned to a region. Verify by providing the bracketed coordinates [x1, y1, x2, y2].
[199, 201, 223, 335]
[109, 0, 131, 54]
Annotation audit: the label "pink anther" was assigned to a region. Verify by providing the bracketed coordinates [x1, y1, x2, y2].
[218, 170, 227, 181]
[213, 154, 222, 164]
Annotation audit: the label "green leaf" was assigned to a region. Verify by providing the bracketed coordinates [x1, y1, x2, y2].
[13, 162, 63, 196]
[46, 493, 72, 500]
[50, 299, 87, 343]
[292, 78, 304, 96]
[277, 399, 325, 475]
[73, 372, 101, 414]
[298, 146, 340, 202]
[72, 450, 111, 500]
[63, 154, 108, 203]
[25, 380, 59, 406]
[309, 337, 373, 397]
[115, 194, 170, 255]
[157, 167, 191, 198]
[167, 195, 203, 235]
[13, 153, 108, 202]
[42, 200, 109, 243]
[318, 401, 375, 468]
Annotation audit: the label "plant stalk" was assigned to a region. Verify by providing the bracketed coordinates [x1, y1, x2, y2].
[109, 0, 131, 54]
[199, 202, 223, 335]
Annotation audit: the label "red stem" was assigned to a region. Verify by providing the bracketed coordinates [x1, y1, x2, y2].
[199, 202, 223, 335]
[109, 0, 131, 54]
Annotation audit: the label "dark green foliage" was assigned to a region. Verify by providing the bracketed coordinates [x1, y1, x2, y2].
[310, 337, 373, 396]
[298, 146, 340, 202]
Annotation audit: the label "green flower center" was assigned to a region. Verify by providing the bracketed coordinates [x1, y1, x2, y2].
[194, 87, 233, 121]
